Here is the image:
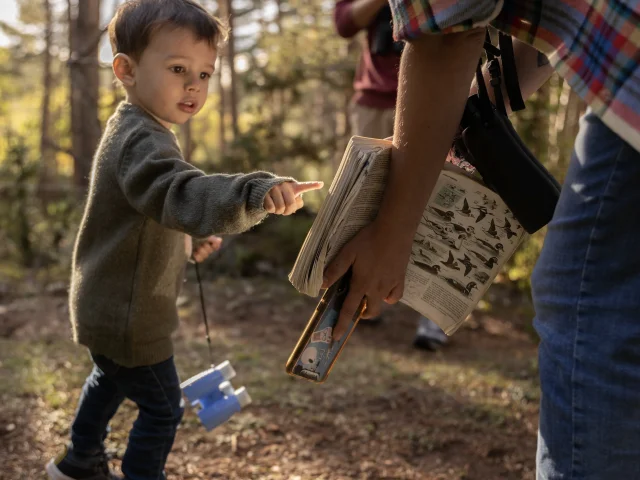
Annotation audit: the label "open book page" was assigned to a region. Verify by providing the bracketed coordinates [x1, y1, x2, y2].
[289, 137, 391, 295]
[400, 164, 526, 334]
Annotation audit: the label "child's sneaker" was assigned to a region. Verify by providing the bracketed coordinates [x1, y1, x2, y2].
[413, 316, 449, 351]
[45, 447, 122, 480]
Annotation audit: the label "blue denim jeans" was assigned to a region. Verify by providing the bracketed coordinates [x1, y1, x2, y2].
[532, 110, 640, 479]
[68, 353, 184, 480]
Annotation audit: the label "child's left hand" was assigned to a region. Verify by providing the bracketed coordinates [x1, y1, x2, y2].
[192, 235, 223, 263]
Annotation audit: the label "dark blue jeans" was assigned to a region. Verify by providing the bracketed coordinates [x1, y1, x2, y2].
[68, 353, 184, 480]
[532, 110, 640, 478]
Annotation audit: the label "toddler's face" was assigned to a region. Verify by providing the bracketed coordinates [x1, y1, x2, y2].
[131, 27, 217, 128]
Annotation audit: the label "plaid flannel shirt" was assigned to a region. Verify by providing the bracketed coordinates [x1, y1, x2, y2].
[390, 0, 640, 152]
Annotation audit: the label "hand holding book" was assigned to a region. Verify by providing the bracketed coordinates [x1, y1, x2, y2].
[289, 136, 526, 337]
[321, 219, 411, 341]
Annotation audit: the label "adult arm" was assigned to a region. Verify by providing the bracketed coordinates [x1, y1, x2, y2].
[326, 33, 556, 339]
[324, 29, 486, 339]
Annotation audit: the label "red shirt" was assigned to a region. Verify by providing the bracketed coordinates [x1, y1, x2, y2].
[334, 0, 401, 110]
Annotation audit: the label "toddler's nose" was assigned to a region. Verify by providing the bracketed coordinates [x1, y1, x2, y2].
[186, 76, 201, 92]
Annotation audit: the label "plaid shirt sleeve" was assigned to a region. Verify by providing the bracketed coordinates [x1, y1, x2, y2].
[390, 0, 504, 40]
[390, 0, 640, 154]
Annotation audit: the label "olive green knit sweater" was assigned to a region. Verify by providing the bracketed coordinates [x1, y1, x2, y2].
[70, 103, 290, 367]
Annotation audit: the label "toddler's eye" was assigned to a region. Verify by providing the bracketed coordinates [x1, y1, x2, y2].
[170, 66, 186, 74]
[200, 72, 212, 80]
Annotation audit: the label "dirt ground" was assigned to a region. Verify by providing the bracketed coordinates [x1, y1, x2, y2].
[0, 276, 540, 480]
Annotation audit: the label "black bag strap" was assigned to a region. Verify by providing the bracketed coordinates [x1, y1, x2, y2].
[498, 32, 525, 112]
[475, 59, 494, 119]
[477, 28, 526, 116]
[484, 30, 507, 116]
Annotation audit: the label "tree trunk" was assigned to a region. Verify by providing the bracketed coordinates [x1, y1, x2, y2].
[547, 74, 563, 169]
[217, 66, 227, 155]
[558, 89, 582, 173]
[68, 0, 102, 191]
[322, 84, 336, 150]
[535, 81, 550, 165]
[333, 88, 352, 171]
[549, 80, 583, 177]
[273, 0, 284, 127]
[275, 0, 282, 32]
[39, 0, 55, 199]
[220, 0, 239, 139]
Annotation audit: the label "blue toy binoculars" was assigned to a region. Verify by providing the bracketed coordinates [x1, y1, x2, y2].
[181, 361, 251, 430]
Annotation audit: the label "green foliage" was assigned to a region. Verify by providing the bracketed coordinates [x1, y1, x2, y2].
[0, 133, 80, 272]
[220, 119, 325, 172]
[222, 0, 355, 174]
[0, 136, 36, 266]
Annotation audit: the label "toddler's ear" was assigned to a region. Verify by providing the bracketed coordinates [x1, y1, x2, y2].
[113, 53, 136, 87]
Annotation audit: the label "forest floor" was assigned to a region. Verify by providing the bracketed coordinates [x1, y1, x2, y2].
[0, 275, 540, 480]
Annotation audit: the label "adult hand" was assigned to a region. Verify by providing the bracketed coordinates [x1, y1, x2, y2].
[322, 31, 488, 342]
[322, 219, 413, 340]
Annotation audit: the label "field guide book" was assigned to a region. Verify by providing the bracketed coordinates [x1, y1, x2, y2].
[288, 136, 526, 335]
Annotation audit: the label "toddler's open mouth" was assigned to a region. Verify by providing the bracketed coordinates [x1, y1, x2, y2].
[178, 100, 197, 114]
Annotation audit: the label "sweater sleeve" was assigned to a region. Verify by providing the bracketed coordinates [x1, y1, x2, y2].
[334, 0, 360, 38]
[117, 127, 292, 238]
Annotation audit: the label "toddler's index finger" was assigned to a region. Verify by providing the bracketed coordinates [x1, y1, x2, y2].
[291, 181, 324, 197]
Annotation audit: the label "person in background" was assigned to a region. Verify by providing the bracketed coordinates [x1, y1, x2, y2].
[333, 0, 448, 351]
